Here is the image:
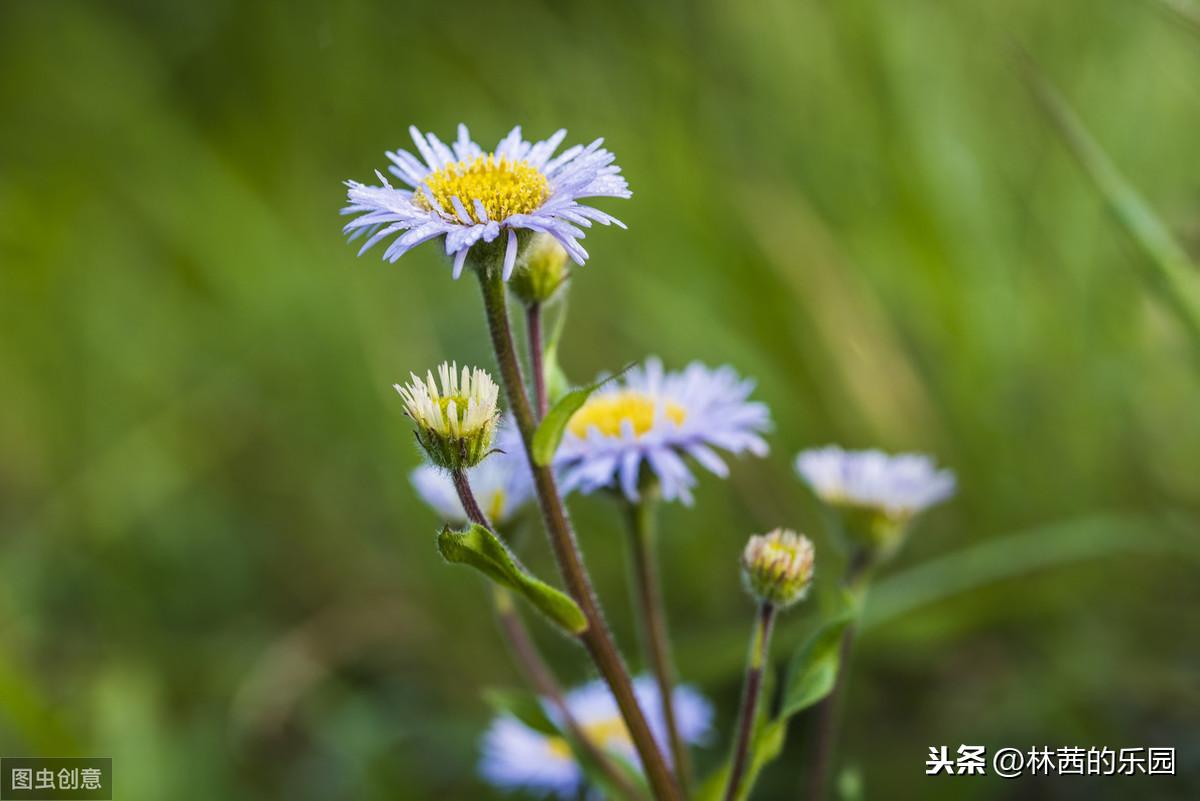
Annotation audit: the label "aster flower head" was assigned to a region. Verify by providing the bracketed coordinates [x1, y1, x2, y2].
[343, 124, 630, 280]
[795, 445, 956, 550]
[555, 358, 771, 505]
[410, 420, 533, 526]
[395, 362, 500, 471]
[741, 528, 815, 608]
[479, 677, 712, 799]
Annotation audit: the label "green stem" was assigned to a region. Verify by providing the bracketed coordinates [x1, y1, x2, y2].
[623, 494, 691, 798]
[451, 469, 647, 801]
[723, 602, 777, 801]
[476, 265, 680, 801]
[805, 549, 873, 801]
[527, 301, 548, 420]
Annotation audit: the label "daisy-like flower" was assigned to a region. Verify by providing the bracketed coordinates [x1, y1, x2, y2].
[479, 677, 712, 799]
[555, 358, 770, 505]
[396, 362, 500, 471]
[343, 124, 630, 279]
[794, 446, 956, 521]
[410, 420, 533, 526]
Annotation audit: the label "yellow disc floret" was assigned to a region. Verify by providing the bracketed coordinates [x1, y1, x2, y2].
[568, 391, 687, 439]
[417, 154, 550, 223]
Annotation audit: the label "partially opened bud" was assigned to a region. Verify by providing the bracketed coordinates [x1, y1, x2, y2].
[396, 362, 500, 471]
[741, 528, 815, 608]
[509, 233, 569, 305]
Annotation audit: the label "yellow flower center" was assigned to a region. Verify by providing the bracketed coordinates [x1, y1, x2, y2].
[544, 716, 632, 761]
[417, 154, 550, 223]
[568, 391, 687, 439]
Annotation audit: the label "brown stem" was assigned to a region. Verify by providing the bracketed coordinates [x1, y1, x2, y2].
[527, 301, 548, 419]
[450, 468, 647, 801]
[624, 496, 691, 798]
[476, 266, 680, 801]
[724, 603, 777, 801]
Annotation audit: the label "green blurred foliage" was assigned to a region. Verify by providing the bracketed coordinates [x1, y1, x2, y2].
[1, 0, 1198, 799]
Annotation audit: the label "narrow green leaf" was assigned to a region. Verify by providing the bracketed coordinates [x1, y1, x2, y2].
[531, 363, 633, 466]
[437, 524, 588, 634]
[779, 615, 853, 720]
[863, 513, 1199, 631]
[1023, 57, 1200, 350]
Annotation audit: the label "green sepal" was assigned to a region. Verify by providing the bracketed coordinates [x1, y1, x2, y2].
[437, 523, 588, 635]
[531, 363, 633, 466]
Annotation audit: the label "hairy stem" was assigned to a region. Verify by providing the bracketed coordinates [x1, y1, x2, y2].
[476, 266, 680, 801]
[450, 468, 647, 801]
[724, 602, 777, 801]
[527, 302, 548, 419]
[624, 495, 691, 798]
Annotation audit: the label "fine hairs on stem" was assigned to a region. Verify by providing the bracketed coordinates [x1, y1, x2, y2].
[448, 467, 649, 801]
[475, 264, 682, 801]
[624, 493, 692, 797]
[724, 602, 777, 801]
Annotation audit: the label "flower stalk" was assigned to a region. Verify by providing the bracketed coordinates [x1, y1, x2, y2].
[623, 491, 691, 798]
[449, 466, 648, 801]
[805, 548, 873, 801]
[723, 602, 777, 801]
[526, 302, 548, 419]
[476, 263, 681, 801]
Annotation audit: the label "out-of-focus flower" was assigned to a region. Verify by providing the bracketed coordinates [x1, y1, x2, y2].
[410, 419, 533, 525]
[343, 124, 630, 279]
[741, 528, 815, 608]
[555, 358, 770, 505]
[479, 677, 712, 798]
[795, 446, 955, 551]
[395, 362, 499, 471]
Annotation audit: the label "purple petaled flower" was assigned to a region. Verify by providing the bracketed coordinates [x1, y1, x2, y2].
[343, 124, 630, 279]
[554, 357, 771, 505]
[479, 676, 713, 799]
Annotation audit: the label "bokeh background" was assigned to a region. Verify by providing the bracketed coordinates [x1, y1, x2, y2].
[2, 0, 1199, 799]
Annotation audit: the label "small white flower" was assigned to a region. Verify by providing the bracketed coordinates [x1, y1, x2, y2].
[795, 445, 955, 519]
[555, 358, 771, 505]
[396, 362, 499, 470]
[479, 677, 713, 799]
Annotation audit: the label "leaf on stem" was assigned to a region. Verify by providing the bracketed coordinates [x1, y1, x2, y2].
[530, 363, 633, 466]
[779, 614, 854, 719]
[437, 524, 588, 634]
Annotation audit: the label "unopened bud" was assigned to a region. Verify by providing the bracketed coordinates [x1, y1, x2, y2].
[741, 528, 815, 608]
[510, 233, 569, 305]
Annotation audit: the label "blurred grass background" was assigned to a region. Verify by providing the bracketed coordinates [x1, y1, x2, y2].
[1, 0, 1199, 798]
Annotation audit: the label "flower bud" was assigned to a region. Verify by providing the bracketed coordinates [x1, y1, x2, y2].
[395, 362, 500, 471]
[741, 528, 815, 608]
[509, 233, 569, 305]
